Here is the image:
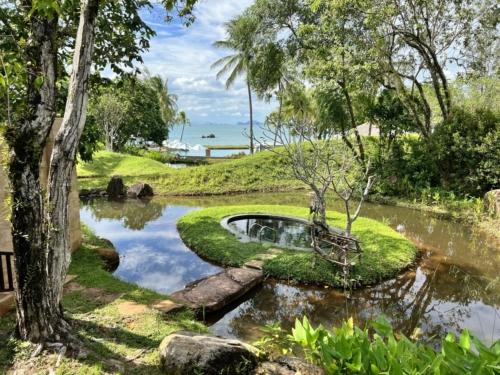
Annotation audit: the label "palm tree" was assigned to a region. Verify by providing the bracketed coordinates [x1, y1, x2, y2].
[177, 111, 190, 143]
[211, 15, 255, 154]
[141, 68, 179, 146]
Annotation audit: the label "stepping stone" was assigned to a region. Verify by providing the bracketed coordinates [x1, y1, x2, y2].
[257, 254, 277, 260]
[98, 293, 124, 304]
[268, 248, 283, 254]
[243, 260, 265, 270]
[153, 300, 182, 313]
[64, 274, 78, 284]
[117, 301, 149, 315]
[64, 282, 85, 293]
[171, 268, 263, 312]
[80, 287, 104, 299]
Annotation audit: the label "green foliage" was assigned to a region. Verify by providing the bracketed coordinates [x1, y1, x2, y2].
[177, 205, 417, 287]
[255, 315, 500, 374]
[430, 107, 500, 196]
[86, 77, 167, 151]
[78, 115, 104, 162]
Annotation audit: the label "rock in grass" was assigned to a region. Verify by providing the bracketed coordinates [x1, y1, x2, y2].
[158, 331, 259, 375]
[254, 356, 327, 374]
[127, 181, 154, 198]
[106, 175, 127, 196]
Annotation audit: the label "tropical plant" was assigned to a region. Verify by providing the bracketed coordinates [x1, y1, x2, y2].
[176, 110, 191, 143]
[211, 14, 257, 153]
[141, 68, 179, 141]
[255, 315, 500, 374]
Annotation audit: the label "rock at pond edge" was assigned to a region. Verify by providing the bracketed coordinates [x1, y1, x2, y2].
[106, 175, 127, 196]
[159, 331, 260, 375]
[127, 181, 154, 198]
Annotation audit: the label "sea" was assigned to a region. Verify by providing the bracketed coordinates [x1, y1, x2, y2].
[167, 123, 273, 157]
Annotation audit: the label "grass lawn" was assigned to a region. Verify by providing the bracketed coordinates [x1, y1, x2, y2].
[0, 224, 207, 374]
[77, 151, 170, 179]
[77, 150, 304, 195]
[177, 205, 419, 287]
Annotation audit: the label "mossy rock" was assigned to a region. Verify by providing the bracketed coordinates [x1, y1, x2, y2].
[177, 205, 419, 287]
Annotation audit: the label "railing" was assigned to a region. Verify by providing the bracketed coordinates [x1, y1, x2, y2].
[0, 251, 14, 292]
[249, 223, 277, 243]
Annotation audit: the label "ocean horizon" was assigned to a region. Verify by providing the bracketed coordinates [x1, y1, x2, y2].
[167, 123, 274, 147]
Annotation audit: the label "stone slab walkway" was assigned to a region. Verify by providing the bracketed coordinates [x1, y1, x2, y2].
[171, 268, 263, 312]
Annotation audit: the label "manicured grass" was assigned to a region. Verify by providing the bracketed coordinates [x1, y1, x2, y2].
[177, 205, 418, 287]
[0, 224, 208, 374]
[77, 150, 305, 194]
[77, 150, 170, 178]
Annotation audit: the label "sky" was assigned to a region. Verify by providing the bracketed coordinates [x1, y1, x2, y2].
[136, 0, 275, 125]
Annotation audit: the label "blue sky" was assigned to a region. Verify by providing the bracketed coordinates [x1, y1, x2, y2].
[136, 1, 275, 125]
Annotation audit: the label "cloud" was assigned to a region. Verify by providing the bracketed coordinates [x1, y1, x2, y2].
[136, 1, 275, 124]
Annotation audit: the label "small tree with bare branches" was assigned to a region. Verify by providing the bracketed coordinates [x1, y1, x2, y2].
[258, 118, 376, 288]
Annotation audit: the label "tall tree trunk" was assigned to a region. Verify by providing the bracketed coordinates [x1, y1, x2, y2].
[47, 0, 100, 341]
[6, 0, 100, 343]
[7, 5, 59, 342]
[247, 80, 254, 154]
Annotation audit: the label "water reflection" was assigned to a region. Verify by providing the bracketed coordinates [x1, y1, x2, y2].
[228, 217, 312, 249]
[79, 193, 500, 345]
[79, 196, 222, 294]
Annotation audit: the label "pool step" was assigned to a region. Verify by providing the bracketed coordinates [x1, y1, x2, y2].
[171, 268, 263, 312]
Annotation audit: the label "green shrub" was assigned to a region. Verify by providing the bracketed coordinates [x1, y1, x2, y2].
[255, 315, 500, 374]
[430, 107, 500, 196]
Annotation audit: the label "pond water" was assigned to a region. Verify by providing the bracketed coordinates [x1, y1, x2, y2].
[79, 192, 500, 345]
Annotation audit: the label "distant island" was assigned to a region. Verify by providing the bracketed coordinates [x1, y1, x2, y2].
[237, 121, 263, 125]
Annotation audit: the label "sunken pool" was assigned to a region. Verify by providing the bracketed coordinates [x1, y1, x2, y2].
[221, 214, 314, 250]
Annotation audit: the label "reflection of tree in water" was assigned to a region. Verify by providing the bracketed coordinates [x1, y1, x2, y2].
[80, 197, 166, 230]
[242, 218, 311, 248]
[225, 251, 500, 345]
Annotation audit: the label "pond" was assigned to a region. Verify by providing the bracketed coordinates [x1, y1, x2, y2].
[79, 192, 500, 345]
[223, 214, 314, 249]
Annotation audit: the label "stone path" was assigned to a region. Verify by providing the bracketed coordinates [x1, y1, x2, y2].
[171, 268, 263, 312]
[63, 276, 181, 316]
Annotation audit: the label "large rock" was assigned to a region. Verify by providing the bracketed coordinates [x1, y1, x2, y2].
[106, 175, 127, 196]
[254, 356, 327, 375]
[127, 182, 154, 198]
[159, 331, 260, 375]
[484, 189, 500, 217]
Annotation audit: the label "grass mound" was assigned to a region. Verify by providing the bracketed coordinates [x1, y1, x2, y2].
[77, 150, 304, 194]
[177, 205, 418, 287]
[77, 150, 170, 179]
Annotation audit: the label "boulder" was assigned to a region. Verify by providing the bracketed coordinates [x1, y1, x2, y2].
[89, 188, 101, 195]
[159, 331, 260, 375]
[106, 175, 127, 196]
[127, 182, 154, 198]
[254, 357, 326, 375]
[79, 189, 90, 197]
[484, 189, 500, 217]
